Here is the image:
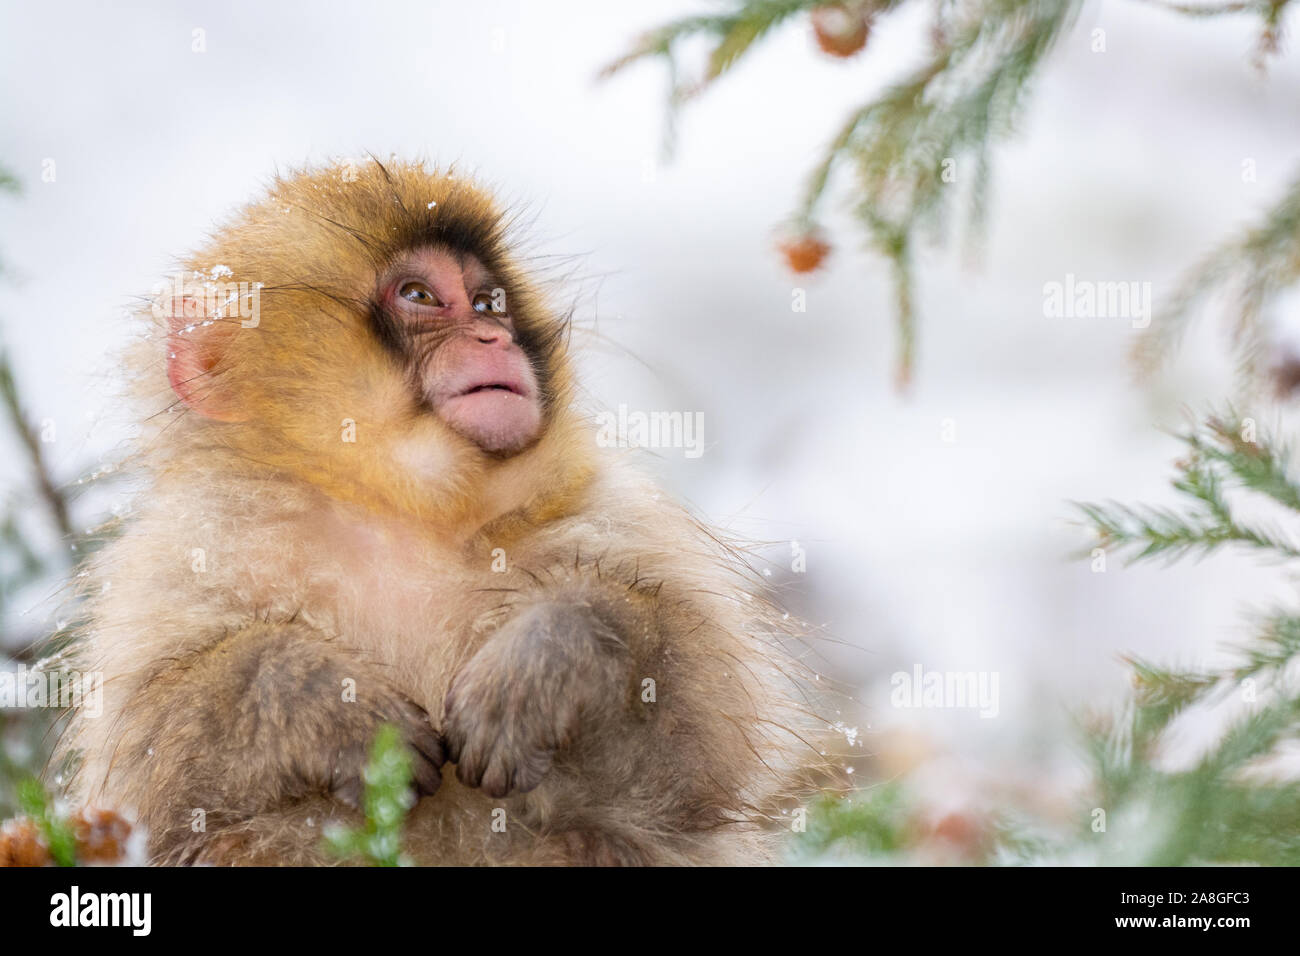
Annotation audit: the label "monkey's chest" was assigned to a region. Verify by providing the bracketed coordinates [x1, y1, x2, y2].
[317, 541, 513, 686]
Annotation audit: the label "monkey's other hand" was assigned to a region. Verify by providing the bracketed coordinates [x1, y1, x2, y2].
[328, 689, 446, 810]
[442, 603, 628, 798]
[126, 624, 446, 824]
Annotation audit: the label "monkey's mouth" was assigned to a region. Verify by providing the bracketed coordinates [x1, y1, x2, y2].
[459, 381, 526, 398]
[436, 373, 543, 455]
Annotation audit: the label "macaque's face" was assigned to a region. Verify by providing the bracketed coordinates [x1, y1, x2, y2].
[160, 163, 577, 517]
[373, 247, 543, 456]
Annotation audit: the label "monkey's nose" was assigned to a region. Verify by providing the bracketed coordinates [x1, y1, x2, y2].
[471, 320, 513, 347]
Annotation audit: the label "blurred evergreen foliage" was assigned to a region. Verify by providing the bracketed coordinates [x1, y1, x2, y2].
[16, 776, 76, 866]
[1062, 411, 1300, 864]
[607, 3, 1300, 865]
[603, 0, 1298, 387]
[0, 166, 110, 818]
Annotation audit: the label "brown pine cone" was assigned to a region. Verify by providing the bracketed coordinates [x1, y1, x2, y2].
[812, 4, 872, 58]
[778, 232, 832, 273]
[0, 818, 53, 867]
[72, 808, 133, 864]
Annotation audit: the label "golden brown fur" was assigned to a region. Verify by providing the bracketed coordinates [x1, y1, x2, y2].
[58, 159, 827, 865]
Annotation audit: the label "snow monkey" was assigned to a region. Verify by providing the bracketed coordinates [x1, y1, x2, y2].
[58, 159, 827, 865]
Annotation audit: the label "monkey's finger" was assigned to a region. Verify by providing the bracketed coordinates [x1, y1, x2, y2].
[479, 751, 515, 800]
[364, 694, 444, 765]
[440, 690, 461, 737]
[385, 697, 444, 753]
[490, 745, 552, 798]
[440, 711, 467, 765]
[391, 694, 432, 725]
[451, 736, 488, 790]
[509, 749, 553, 796]
[405, 723, 446, 769]
[411, 752, 443, 797]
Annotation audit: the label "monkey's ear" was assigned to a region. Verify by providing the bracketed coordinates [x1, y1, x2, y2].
[165, 297, 247, 422]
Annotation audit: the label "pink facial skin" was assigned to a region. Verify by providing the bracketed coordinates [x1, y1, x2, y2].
[379, 248, 542, 455]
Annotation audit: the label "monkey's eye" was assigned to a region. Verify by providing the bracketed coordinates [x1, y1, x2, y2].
[399, 281, 442, 306]
[472, 291, 505, 315]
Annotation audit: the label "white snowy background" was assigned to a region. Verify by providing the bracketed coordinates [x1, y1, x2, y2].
[3, 0, 1300, 821]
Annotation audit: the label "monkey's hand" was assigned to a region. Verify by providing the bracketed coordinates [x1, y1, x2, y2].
[131, 623, 445, 818]
[256, 630, 447, 808]
[442, 603, 630, 798]
[323, 684, 446, 810]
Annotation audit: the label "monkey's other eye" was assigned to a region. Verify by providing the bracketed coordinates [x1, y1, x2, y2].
[472, 291, 504, 315]
[400, 281, 442, 306]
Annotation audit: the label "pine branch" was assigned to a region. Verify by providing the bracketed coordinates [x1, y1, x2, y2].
[1231, 609, 1300, 680]
[1126, 656, 1219, 734]
[1053, 409, 1300, 865]
[806, 0, 1082, 382]
[1135, 0, 1269, 17]
[0, 351, 73, 543]
[599, 0, 844, 160]
[599, 0, 831, 92]
[1135, 173, 1300, 380]
[1136, 0, 1295, 64]
[604, 0, 1081, 385]
[1075, 412, 1300, 563]
[0, 165, 17, 281]
[604, 1, 1296, 388]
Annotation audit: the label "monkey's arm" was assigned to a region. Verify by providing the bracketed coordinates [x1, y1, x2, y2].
[111, 621, 443, 857]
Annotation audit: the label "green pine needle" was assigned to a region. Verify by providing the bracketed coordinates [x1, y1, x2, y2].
[17, 777, 77, 867]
